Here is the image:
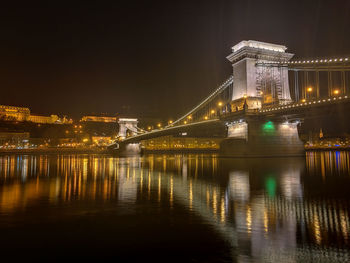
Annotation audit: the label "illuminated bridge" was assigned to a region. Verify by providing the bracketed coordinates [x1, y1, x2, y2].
[115, 40, 350, 157]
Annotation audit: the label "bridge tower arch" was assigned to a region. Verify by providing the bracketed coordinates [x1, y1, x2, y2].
[118, 118, 139, 139]
[226, 40, 294, 109]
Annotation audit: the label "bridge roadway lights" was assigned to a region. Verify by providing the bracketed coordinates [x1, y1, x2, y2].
[220, 118, 305, 157]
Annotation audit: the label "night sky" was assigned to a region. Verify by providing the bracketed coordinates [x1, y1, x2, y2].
[1, 0, 350, 120]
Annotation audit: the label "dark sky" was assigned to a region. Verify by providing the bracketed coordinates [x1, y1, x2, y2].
[1, 0, 350, 120]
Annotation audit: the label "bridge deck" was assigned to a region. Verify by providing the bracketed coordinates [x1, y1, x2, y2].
[121, 95, 350, 144]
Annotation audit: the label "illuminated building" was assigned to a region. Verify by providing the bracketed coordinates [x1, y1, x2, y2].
[0, 105, 30, 121]
[91, 136, 112, 146]
[227, 40, 293, 106]
[319, 128, 323, 139]
[0, 104, 71, 124]
[0, 132, 30, 145]
[118, 118, 139, 139]
[80, 116, 117, 123]
[27, 114, 60, 124]
[141, 135, 221, 151]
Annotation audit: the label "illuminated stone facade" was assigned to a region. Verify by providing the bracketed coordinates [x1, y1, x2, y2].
[141, 135, 221, 151]
[226, 40, 294, 107]
[227, 121, 248, 140]
[28, 114, 59, 124]
[0, 105, 30, 121]
[81, 116, 117, 123]
[230, 97, 262, 111]
[221, 119, 304, 157]
[118, 118, 138, 139]
[91, 136, 112, 146]
[0, 104, 71, 124]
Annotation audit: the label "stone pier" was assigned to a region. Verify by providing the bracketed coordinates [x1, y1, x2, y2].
[220, 118, 305, 157]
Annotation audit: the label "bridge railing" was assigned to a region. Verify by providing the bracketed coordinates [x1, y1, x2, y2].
[260, 94, 349, 114]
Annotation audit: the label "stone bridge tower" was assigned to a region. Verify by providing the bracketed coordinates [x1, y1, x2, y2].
[226, 40, 294, 109]
[118, 118, 139, 139]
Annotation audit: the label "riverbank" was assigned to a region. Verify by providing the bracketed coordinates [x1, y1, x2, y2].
[0, 147, 109, 155]
[0, 146, 349, 156]
[305, 146, 350, 151]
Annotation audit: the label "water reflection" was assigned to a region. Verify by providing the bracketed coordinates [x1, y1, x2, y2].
[0, 152, 349, 262]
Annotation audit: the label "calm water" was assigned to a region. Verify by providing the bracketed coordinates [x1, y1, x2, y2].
[0, 152, 349, 262]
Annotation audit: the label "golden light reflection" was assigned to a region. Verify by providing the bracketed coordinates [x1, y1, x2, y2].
[163, 157, 167, 171]
[246, 206, 252, 234]
[220, 197, 225, 223]
[206, 187, 210, 208]
[212, 188, 217, 216]
[158, 173, 161, 202]
[189, 180, 193, 210]
[148, 171, 151, 199]
[170, 176, 173, 207]
[0, 153, 348, 254]
[306, 151, 350, 176]
[140, 169, 143, 193]
[264, 210, 268, 234]
[313, 214, 322, 245]
[340, 208, 349, 243]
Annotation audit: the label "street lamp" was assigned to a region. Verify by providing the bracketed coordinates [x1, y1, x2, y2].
[333, 89, 340, 95]
[306, 86, 313, 100]
[218, 101, 223, 107]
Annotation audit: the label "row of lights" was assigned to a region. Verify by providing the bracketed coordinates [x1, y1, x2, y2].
[306, 87, 341, 95]
[170, 76, 233, 127]
[163, 96, 255, 129]
[213, 76, 234, 94]
[184, 102, 226, 125]
[226, 119, 245, 126]
[146, 120, 174, 131]
[146, 100, 226, 132]
[261, 95, 348, 113]
[146, 90, 345, 131]
[290, 58, 349, 64]
[259, 58, 349, 65]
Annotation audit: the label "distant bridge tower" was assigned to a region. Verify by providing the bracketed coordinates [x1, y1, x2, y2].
[226, 40, 294, 108]
[118, 118, 139, 139]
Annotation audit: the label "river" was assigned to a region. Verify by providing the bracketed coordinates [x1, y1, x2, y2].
[0, 152, 349, 262]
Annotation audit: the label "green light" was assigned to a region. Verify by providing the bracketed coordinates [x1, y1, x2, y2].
[262, 121, 276, 135]
[265, 177, 276, 198]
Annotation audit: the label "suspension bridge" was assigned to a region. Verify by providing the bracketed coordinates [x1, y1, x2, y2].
[114, 40, 350, 157]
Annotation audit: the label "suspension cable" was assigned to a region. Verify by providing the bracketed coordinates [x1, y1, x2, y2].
[169, 75, 233, 127]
